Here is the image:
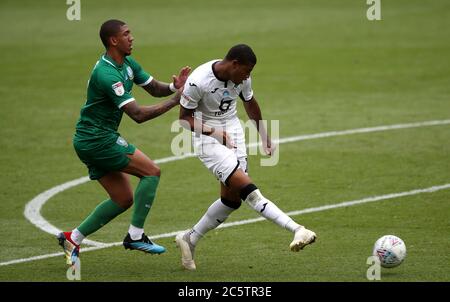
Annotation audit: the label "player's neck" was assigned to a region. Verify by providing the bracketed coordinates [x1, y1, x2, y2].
[106, 48, 125, 66]
[212, 61, 230, 82]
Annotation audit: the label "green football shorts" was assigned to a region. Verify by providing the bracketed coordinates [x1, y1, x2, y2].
[73, 136, 136, 180]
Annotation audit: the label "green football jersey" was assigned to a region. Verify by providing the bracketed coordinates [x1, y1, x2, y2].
[74, 54, 152, 142]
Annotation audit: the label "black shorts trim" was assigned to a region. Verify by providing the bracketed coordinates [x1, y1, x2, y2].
[224, 161, 240, 186]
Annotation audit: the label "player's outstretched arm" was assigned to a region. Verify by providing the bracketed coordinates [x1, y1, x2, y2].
[243, 97, 276, 155]
[142, 66, 191, 97]
[122, 91, 181, 124]
[179, 106, 236, 148]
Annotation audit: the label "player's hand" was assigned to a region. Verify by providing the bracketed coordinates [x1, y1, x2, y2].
[172, 66, 191, 89]
[212, 129, 236, 149]
[263, 139, 276, 156]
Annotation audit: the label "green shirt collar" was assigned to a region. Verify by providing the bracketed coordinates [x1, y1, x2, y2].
[102, 53, 125, 69]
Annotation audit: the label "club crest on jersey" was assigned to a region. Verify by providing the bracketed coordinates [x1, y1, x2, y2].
[112, 82, 125, 96]
[116, 136, 128, 147]
[223, 90, 230, 97]
[126, 66, 134, 80]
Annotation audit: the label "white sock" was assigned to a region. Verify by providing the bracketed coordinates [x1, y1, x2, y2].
[71, 228, 85, 246]
[190, 198, 237, 245]
[187, 229, 203, 246]
[244, 189, 301, 232]
[128, 224, 144, 240]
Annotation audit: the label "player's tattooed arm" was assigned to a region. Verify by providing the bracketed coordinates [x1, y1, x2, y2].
[142, 66, 191, 97]
[142, 79, 173, 97]
[122, 91, 181, 124]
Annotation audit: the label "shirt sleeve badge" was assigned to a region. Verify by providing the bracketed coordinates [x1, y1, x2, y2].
[112, 82, 125, 96]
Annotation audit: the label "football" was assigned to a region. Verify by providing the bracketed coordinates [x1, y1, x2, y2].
[372, 235, 407, 268]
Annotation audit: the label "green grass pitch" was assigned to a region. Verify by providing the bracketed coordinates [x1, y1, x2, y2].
[0, 0, 449, 282]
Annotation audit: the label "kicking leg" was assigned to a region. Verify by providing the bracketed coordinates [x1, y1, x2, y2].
[229, 169, 317, 252]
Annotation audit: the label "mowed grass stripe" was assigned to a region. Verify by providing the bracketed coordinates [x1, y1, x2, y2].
[5, 183, 450, 266]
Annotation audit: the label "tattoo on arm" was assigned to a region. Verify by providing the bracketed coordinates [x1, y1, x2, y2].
[123, 93, 180, 124]
[143, 79, 173, 97]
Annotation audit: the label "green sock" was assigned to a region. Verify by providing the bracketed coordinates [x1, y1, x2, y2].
[131, 176, 160, 228]
[77, 199, 126, 237]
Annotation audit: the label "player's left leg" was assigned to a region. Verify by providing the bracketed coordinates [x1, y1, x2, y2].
[228, 169, 317, 252]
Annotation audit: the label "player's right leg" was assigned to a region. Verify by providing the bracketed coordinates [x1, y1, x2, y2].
[57, 171, 131, 266]
[175, 133, 244, 270]
[57, 232, 80, 266]
[176, 184, 241, 270]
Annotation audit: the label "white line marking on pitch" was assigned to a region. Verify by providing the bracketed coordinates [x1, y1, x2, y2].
[7, 119, 448, 266]
[3, 183, 450, 267]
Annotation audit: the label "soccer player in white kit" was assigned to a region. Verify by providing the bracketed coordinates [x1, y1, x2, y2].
[176, 44, 316, 270]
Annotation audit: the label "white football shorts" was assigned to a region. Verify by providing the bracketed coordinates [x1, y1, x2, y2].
[193, 120, 247, 185]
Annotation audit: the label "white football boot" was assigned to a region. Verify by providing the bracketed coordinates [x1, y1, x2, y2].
[175, 231, 196, 270]
[290, 226, 317, 252]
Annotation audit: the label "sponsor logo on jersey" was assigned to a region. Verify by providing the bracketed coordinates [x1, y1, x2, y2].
[112, 82, 125, 96]
[126, 66, 134, 80]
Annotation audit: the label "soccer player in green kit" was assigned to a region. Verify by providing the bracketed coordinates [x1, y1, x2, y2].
[57, 19, 191, 266]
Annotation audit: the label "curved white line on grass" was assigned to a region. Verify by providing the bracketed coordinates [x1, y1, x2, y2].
[5, 183, 450, 267]
[273, 119, 450, 146]
[23, 119, 450, 247]
[23, 176, 106, 247]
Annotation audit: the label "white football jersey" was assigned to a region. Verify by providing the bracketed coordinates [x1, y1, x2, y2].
[180, 60, 253, 124]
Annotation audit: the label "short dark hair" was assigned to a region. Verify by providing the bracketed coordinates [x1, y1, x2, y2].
[99, 19, 126, 48]
[225, 44, 257, 65]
